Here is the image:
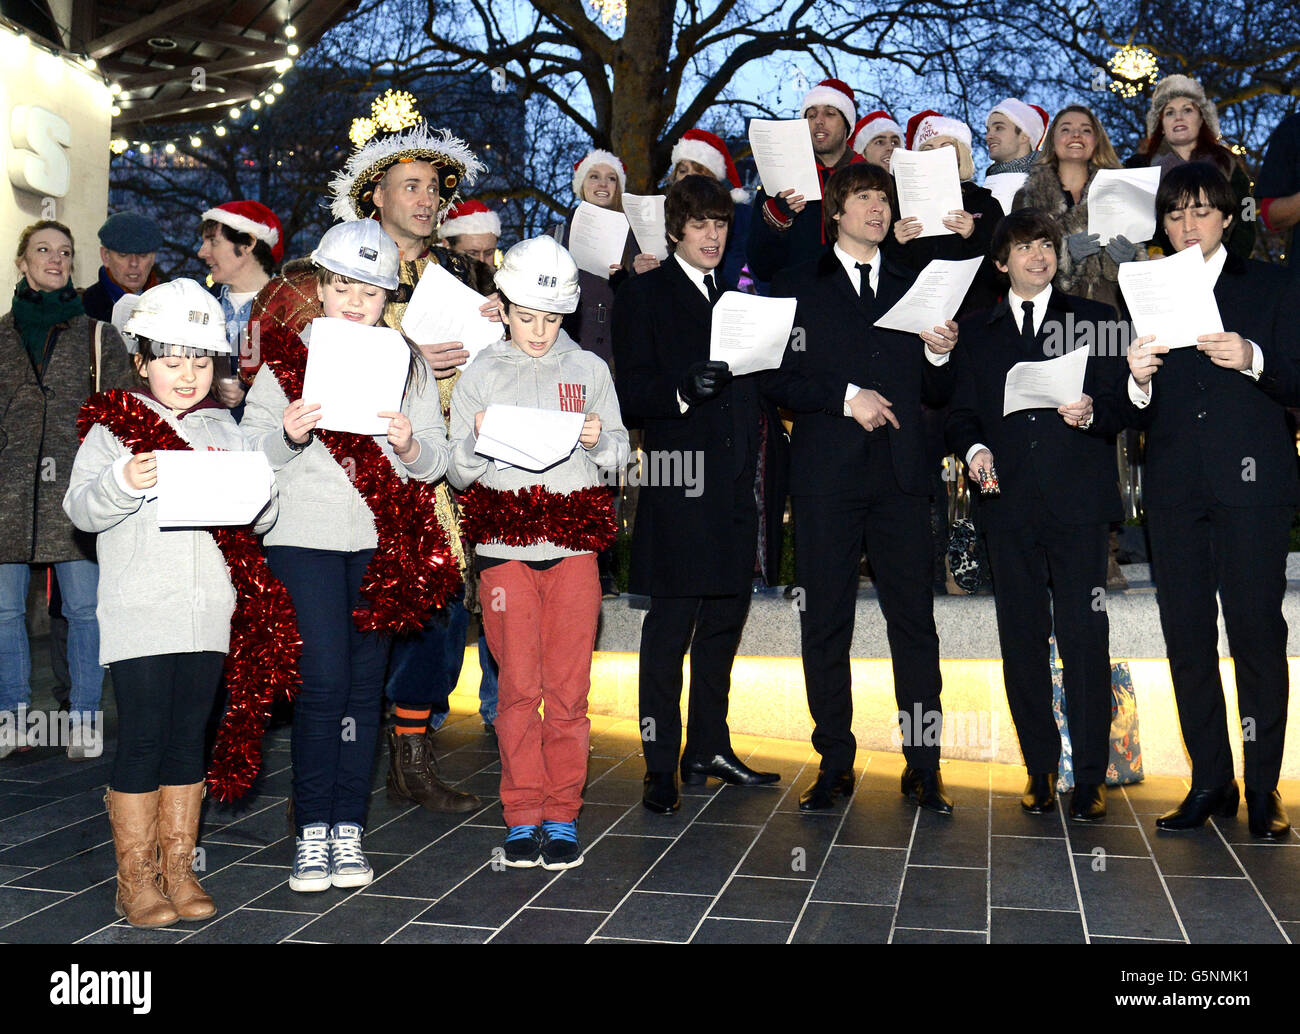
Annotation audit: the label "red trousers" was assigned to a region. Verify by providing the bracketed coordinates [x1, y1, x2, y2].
[479, 553, 601, 827]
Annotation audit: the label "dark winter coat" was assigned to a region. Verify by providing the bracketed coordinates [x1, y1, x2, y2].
[0, 310, 133, 564]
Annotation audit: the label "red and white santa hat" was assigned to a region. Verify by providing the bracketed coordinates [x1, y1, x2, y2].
[906, 110, 973, 152]
[670, 128, 749, 203]
[572, 149, 627, 199]
[987, 98, 1050, 149]
[200, 200, 283, 264]
[800, 77, 856, 130]
[439, 199, 502, 239]
[850, 110, 903, 154]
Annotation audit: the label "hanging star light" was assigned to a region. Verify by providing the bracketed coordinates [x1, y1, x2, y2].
[1107, 45, 1158, 98]
[587, 0, 626, 27]
[371, 89, 421, 132]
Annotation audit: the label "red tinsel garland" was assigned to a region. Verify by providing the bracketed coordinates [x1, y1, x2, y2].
[458, 484, 617, 553]
[254, 319, 461, 633]
[77, 391, 301, 801]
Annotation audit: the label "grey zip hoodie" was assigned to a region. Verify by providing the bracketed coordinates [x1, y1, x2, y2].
[449, 329, 629, 562]
[63, 393, 278, 665]
[240, 331, 450, 552]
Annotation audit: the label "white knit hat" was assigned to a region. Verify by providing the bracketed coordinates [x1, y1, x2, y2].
[907, 110, 973, 152]
[851, 110, 903, 154]
[669, 129, 749, 202]
[572, 149, 627, 200]
[987, 98, 1050, 149]
[494, 236, 581, 314]
[800, 78, 856, 131]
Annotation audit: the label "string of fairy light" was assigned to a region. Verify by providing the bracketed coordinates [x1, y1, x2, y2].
[109, 21, 301, 157]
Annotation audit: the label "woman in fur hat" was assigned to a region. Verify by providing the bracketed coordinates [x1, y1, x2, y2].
[1013, 105, 1146, 313]
[1124, 75, 1256, 259]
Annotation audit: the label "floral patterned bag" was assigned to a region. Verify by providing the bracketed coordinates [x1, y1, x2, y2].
[1049, 636, 1143, 789]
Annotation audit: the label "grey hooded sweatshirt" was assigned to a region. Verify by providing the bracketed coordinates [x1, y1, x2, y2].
[63, 393, 278, 665]
[449, 330, 629, 563]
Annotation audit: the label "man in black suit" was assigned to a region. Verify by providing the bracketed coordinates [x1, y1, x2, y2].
[766, 162, 960, 813]
[612, 176, 789, 813]
[1127, 163, 1300, 838]
[946, 209, 1130, 822]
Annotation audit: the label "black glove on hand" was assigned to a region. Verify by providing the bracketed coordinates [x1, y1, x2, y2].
[679, 360, 732, 405]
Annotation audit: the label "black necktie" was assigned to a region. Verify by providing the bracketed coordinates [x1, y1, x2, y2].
[855, 262, 874, 302]
[1020, 300, 1035, 348]
[704, 273, 720, 304]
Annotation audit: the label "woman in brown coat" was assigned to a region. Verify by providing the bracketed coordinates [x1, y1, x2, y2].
[0, 221, 132, 759]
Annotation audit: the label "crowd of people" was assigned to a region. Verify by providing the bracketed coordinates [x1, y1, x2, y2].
[1, 73, 1299, 932]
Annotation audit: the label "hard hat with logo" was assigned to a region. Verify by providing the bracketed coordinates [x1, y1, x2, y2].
[493, 236, 580, 314]
[310, 219, 400, 290]
[122, 278, 229, 352]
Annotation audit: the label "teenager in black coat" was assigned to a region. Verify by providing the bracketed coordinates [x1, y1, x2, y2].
[612, 176, 789, 814]
[1126, 163, 1300, 839]
[765, 162, 961, 814]
[945, 209, 1130, 822]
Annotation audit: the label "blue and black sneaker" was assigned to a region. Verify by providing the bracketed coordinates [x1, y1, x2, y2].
[502, 825, 543, 868]
[540, 820, 584, 870]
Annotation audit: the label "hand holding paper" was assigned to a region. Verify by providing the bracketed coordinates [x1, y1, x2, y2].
[874, 257, 983, 334]
[301, 318, 411, 434]
[1118, 245, 1223, 349]
[152, 450, 274, 528]
[402, 262, 504, 366]
[1002, 344, 1091, 416]
[475, 405, 585, 471]
[891, 148, 964, 238]
[748, 119, 822, 201]
[709, 291, 798, 376]
[622, 193, 669, 261]
[1087, 167, 1160, 245]
[568, 202, 630, 278]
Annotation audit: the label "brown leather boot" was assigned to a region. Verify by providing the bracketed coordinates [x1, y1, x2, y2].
[105, 789, 179, 929]
[158, 782, 217, 920]
[386, 727, 480, 813]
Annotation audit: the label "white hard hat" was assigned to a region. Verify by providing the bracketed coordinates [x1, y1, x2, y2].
[310, 219, 400, 290]
[123, 278, 229, 353]
[110, 292, 142, 353]
[493, 236, 580, 314]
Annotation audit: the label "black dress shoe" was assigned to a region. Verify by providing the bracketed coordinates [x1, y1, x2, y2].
[642, 772, 680, 814]
[1155, 781, 1238, 830]
[900, 765, 953, 815]
[681, 751, 780, 787]
[1021, 772, 1058, 814]
[1069, 782, 1107, 822]
[1244, 787, 1291, 840]
[799, 769, 854, 811]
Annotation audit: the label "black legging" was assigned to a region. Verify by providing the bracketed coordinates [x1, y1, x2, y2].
[108, 652, 225, 793]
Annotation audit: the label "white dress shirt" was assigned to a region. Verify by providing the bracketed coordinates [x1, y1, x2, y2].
[1127, 244, 1262, 408]
[676, 253, 722, 412]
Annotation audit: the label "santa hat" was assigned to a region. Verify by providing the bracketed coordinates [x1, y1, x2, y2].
[906, 110, 973, 152]
[800, 78, 856, 131]
[439, 200, 502, 240]
[328, 121, 486, 223]
[201, 201, 283, 264]
[1146, 75, 1221, 140]
[572, 149, 627, 199]
[850, 110, 903, 154]
[670, 129, 749, 203]
[988, 98, 1050, 149]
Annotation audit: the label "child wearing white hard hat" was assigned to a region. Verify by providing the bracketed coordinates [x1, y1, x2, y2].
[448, 236, 629, 871]
[63, 277, 282, 930]
[241, 217, 455, 895]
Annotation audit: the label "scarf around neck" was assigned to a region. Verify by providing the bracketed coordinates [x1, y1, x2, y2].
[12, 281, 83, 365]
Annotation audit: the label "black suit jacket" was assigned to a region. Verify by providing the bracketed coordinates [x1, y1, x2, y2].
[1120, 253, 1300, 508]
[765, 250, 954, 497]
[612, 257, 788, 596]
[945, 289, 1127, 530]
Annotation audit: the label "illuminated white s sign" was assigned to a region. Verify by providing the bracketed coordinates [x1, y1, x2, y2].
[8, 105, 71, 197]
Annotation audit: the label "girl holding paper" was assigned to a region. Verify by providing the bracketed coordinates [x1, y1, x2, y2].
[64, 279, 281, 928]
[1014, 105, 1146, 313]
[241, 220, 457, 893]
[448, 237, 629, 871]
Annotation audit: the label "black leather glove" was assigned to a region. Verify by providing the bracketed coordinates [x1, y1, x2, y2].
[679, 360, 732, 405]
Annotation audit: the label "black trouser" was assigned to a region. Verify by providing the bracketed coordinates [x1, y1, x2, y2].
[1147, 493, 1292, 792]
[109, 652, 226, 793]
[984, 509, 1112, 784]
[793, 436, 943, 772]
[639, 468, 757, 774]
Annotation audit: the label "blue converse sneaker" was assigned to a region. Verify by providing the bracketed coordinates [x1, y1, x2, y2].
[328, 822, 373, 888]
[502, 825, 543, 868]
[289, 822, 331, 892]
[540, 820, 583, 870]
